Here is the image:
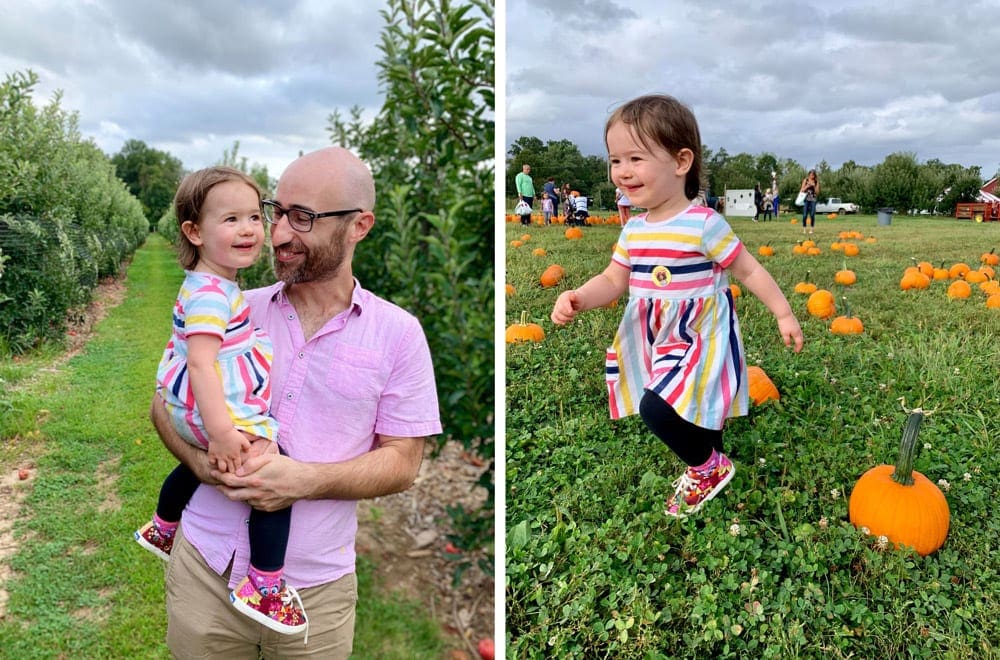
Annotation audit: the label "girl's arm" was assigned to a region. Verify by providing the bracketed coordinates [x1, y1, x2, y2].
[727, 249, 804, 353]
[551, 261, 629, 325]
[187, 333, 252, 473]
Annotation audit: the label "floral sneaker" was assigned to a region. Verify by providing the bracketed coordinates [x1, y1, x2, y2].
[665, 454, 736, 518]
[134, 521, 173, 561]
[230, 576, 309, 640]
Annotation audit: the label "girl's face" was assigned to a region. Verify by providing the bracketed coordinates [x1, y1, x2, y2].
[607, 121, 690, 219]
[182, 180, 264, 279]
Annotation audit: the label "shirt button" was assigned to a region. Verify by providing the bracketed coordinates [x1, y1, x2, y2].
[287, 392, 293, 399]
[244, 519, 250, 525]
[287, 314, 295, 320]
[298, 352, 305, 359]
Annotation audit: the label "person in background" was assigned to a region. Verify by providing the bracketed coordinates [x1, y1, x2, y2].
[615, 186, 632, 225]
[762, 188, 773, 221]
[800, 169, 820, 234]
[543, 177, 558, 213]
[752, 183, 763, 223]
[551, 94, 803, 518]
[561, 182, 573, 220]
[515, 163, 535, 212]
[541, 192, 555, 226]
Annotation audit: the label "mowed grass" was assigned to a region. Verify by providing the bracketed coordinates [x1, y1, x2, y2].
[0, 234, 445, 658]
[505, 213, 1000, 658]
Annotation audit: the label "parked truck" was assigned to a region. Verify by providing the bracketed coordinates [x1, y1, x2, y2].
[813, 198, 859, 214]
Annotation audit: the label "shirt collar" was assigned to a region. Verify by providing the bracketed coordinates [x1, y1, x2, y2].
[269, 277, 367, 315]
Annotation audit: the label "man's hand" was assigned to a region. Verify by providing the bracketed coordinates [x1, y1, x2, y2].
[212, 452, 305, 511]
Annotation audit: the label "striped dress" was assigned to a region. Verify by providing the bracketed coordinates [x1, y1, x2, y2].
[605, 206, 749, 430]
[157, 271, 278, 449]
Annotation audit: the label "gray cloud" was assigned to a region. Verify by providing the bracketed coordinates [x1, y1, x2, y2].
[506, 0, 1000, 175]
[0, 0, 387, 178]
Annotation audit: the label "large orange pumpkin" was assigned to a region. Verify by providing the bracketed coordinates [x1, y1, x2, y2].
[848, 411, 950, 556]
[829, 298, 864, 335]
[947, 280, 972, 299]
[981, 248, 999, 266]
[565, 227, 584, 240]
[746, 366, 779, 405]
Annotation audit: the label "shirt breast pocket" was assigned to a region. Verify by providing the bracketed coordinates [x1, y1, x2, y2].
[326, 344, 384, 402]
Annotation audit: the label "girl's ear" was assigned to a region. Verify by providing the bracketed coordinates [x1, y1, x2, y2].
[180, 220, 203, 246]
[674, 148, 694, 175]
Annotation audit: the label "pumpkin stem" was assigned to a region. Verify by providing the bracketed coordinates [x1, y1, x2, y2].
[841, 296, 852, 318]
[519, 310, 528, 326]
[891, 411, 925, 486]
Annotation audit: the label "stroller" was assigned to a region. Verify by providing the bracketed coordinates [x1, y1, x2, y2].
[567, 194, 589, 226]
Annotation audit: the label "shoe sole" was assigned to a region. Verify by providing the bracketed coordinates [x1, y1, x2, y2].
[134, 531, 171, 561]
[665, 463, 736, 518]
[230, 592, 307, 635]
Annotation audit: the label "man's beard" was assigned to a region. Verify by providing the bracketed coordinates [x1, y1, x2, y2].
[273, 231, 349, 285]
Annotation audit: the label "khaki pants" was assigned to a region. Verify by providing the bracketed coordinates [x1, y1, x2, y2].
[165, 526, 357, 659]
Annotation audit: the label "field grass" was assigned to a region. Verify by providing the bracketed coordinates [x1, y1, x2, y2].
[0, 233, 445, 658]
[505, 213, 1000, 657]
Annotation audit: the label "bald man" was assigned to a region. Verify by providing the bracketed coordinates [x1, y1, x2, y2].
[153, 147, 442, 658]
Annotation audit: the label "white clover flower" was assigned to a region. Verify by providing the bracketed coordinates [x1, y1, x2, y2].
[937, 479, 951, 492]
[860, 526, 870, 535]
[759, 458, 766, 466]
[876, 535, 889, 550]
[818, 516, 829, 530]
[887, 352, 894, 359]
[954, 367, 961, 375]
[853, 387, 859, 393]
[729, 524, 741, 537]
[830, 488, 840, 499]
[879, 383, 887, 390]
[830, 378, 838, 384]
[963, 472, 972, 482]
[923, 442, 932, 450]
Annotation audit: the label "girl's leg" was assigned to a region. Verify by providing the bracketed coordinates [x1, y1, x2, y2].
[639, 390, 733, 516]
[135, 463, 201, 559]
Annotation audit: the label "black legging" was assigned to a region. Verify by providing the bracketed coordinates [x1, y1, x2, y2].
[638, 390, 722, 467]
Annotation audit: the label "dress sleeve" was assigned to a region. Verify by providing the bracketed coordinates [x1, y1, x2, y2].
[702, 211, 743, 269]
[181, 282, 232, 339]
[610, 227, 631, 270]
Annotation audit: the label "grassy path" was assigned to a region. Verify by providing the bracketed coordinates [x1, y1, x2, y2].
[0, 234, 445, 657]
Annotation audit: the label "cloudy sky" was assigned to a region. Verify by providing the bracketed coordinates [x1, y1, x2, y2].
[0, 0, 388, 179]
[505, 0, 1000, 177]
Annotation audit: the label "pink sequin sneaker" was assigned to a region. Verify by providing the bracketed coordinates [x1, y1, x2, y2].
[230, 576, 309, 639]
[665, 454, 736, 518]
[134, 521, 173, 561]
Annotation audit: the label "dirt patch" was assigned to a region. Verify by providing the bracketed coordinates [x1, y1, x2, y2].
[0, 465, 35, 618]
[357, 441, 494, 656]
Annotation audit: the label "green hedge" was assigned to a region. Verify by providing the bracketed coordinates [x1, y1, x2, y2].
[0, 70, 148, 353]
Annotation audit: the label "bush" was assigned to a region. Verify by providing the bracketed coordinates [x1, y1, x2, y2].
[0, 70, 148, 353]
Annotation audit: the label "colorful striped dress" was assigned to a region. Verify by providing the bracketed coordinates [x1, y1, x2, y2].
[157, 271, 278, 449]
[605, 206, 749, 430]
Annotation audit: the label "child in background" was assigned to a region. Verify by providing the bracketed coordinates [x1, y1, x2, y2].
[541, 192, 554, 225]
[134, 166, 307, 636]
[551, 94, 803, 517]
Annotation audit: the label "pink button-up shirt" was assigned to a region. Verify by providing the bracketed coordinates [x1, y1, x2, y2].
[179, 280, 442, 589]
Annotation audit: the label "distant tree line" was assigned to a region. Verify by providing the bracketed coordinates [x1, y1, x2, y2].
[507, 135, 987, 214]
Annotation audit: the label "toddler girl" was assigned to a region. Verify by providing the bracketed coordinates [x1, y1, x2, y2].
[551, 94, 803, 517]
[134, 166, 307, 635]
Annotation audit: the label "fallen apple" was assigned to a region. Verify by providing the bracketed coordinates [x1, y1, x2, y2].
[18, 468, 30, 480]
[477, 638, 494, 660]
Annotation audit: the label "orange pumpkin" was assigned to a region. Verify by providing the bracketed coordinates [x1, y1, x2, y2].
[932, 262, 950, 281]
[842, 243, 860, 257]
[830, 298, 864, 335]
[806, 289, 836, 319]
[806, 246, 822, 256]
[729, 283, 742, 298]
[532, 247, 547, 257]
[987, 293, 1000, 309]
[540, 264, 565, 288]
[505, 311, 545, 344]
[747, 366, 779, 405]
[980, 280, 1000, 295]
[848, 411, 949, 556]
[834, 263, 857, 286]
[981, 248, 999, 266]
[510, 240, 523, 248]
[964, 269, 988, 284]
[758, 243, 775, 257]
[565, 227, 583, 240]
[948, 262, 971, 279]
[794, 271, 817, 295]
[520, 233, 531, 241]
[505, 283, 515, 296]
[792, 242, 807, 255]
[947, 280, 972, 299]
[900, 270, 930, 290]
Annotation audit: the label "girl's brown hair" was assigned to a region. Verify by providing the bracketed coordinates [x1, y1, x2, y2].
[173, 166, 262, 270]
[605, 94, 704, 200]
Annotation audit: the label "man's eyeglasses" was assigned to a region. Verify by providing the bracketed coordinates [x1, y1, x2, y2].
[261, 200, 363, 233]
